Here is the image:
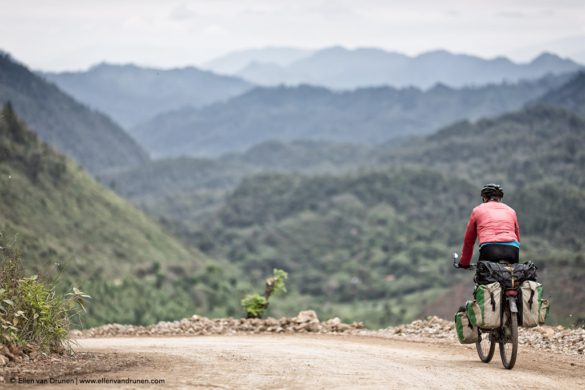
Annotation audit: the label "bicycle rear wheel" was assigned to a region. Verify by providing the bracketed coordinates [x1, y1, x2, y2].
[476, 328, 495, 363]
[499, 309, 518, 369]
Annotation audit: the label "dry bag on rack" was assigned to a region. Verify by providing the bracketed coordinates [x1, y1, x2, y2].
[455, 303, 478, 344]
[520, 280, 550, 327]
[474, 261, 538, 288]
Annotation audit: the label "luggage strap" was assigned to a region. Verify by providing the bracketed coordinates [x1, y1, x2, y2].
[528, 289, 535, 310]
[490, 291, 496, 312]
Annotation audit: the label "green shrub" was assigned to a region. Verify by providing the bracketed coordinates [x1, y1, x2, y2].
[0, 247, 90, 352]
[241, 268, 288, 318]
[240, 294, 268, 318]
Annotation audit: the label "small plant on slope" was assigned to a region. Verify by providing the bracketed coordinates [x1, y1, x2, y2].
[241, 268, 288, 319]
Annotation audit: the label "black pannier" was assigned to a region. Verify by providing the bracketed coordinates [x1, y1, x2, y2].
[474, 261, 538, 288]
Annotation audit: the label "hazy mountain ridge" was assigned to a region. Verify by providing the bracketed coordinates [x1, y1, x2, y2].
[234, 47, 583, 89]
[131, 73, 571, 158]
[102, 139, 373, 199]
[204, 47, 313, 75]
[0, 52, 148, 173]
[43, 63, 253, 128]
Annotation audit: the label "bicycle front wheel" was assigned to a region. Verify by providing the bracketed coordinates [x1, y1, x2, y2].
[499, 309, 518, 369]
[476, 328, 495, 363]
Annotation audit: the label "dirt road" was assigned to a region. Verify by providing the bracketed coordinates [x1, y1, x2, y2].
[11, 335, 585, 389]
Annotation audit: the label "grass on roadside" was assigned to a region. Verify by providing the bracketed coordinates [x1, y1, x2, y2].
[0, 245, 90, 353]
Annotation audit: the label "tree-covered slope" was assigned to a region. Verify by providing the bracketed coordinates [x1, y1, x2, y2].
[536, 71, 585, 117]
[221, 140, 374, 172]
[101, 139, 375, 202]
[0, 52, 148, 173]
[131, 74, 569, 157]
[0, 104, 244, 326]
[188, 168, 477, 327]
[374, 105, 585, 323]
[380, 105, 585, 191]
[178, 105, 585, 327]
[43, 63, 253, 128]
[98, 140, 378, 236]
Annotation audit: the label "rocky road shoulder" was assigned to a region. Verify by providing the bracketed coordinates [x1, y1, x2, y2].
[70, 311, 585, 358]
[359, 316, 585, 357]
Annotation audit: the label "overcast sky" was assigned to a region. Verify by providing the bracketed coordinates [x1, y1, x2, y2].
[1, 0, 584, 71]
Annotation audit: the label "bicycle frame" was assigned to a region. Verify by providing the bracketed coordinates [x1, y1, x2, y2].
[504, 289, 519, 313]
[453, 253, 520, 369]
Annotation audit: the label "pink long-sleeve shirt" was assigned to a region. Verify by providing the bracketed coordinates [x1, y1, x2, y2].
[460, 201, 520, 266]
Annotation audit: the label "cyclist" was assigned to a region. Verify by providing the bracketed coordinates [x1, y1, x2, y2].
[457, 184, 520, 269]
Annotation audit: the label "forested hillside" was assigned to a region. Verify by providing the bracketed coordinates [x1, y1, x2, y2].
[380, 105, 585, 191]
[377, 105, 585, 323]
[0, 104, 246, 326]
[160, 104, 585, 327]
[131, 74, 569, 157]
[188, 169, 477, 326]
[99, 140, 377, 236]
[44, 63, 253, 128]
[0, 53, 147, 173]
[97, 90, 585, 328]
[536, 71, 585, 117]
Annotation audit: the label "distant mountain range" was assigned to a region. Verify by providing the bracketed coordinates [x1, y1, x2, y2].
[43, 63, 253, 128]
[0, 53, 147, 173]
[99, 71, 585, 326]
[40, 48, 583, 137]
[130, 73, 572, 158]
[103, 71, 585, 230]
[203, 47, 312, 75]
[214, 47, 582, 90]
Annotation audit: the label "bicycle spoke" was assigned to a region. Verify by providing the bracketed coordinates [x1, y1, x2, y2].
[476, 329, 495, 363]
[499, 307, 518, 369]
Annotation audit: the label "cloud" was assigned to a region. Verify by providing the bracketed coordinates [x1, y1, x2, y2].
[170, 3, 198, 21]
[204, 24, 229, 36]
[495, 11, 526, 19]
[445, 9, 460, 18]
[2, 0, 584, 70]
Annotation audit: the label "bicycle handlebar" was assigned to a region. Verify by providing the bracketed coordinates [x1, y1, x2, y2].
[452, 252, 476, 270]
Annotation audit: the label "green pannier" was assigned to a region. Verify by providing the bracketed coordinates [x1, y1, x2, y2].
[521, 280, 550, 327]
[467, 282, 502, 329]
[455, 305, 478, 344]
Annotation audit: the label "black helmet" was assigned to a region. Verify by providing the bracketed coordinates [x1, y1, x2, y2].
[481, 184, 503, 199]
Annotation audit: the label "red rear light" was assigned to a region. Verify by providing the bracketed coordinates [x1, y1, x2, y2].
[505, 290, 518, 296]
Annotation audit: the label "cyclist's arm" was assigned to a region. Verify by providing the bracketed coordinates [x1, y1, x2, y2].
[460, 210, 477, 267]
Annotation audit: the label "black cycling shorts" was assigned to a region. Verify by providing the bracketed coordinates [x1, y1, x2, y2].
[478, 244, 519, 263]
